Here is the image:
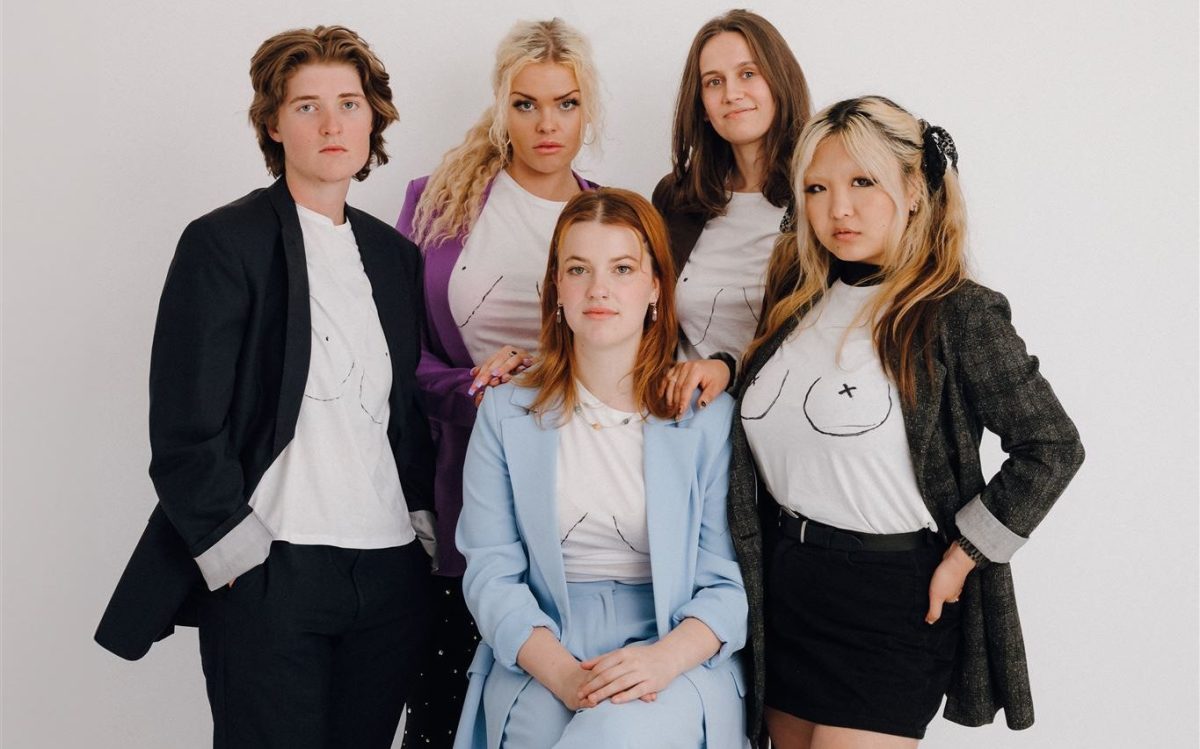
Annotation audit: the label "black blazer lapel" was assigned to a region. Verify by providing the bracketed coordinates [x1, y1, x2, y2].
[266, 179, 311, 454]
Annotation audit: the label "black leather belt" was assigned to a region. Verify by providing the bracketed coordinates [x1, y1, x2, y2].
[778, 509, 936, 552]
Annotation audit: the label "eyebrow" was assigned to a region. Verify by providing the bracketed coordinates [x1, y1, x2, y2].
[511, 89, 581, 101]
[286, 92, 365, 105]
[700, 61, 757, 77]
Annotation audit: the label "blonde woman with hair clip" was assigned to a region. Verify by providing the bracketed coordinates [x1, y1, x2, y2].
[727, 96, 1084, 747]
[455, 189, 747, 748]
[394, 18, 601, 746]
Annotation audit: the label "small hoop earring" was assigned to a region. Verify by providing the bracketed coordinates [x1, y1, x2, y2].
[555, 304, 563, 324]
[649, 301, 658, 323]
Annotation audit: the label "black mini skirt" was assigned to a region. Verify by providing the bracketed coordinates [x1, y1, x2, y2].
[764, 530, 962, 739]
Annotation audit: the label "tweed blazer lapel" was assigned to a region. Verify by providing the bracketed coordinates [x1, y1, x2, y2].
[894, 349, 946, 504]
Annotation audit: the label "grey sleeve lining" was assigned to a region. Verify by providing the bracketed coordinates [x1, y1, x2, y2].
[194, 511, 273, 591]
[955, 494, 1027, 563]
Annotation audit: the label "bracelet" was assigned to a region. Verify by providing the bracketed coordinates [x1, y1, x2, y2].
[955, 536, 989, 568]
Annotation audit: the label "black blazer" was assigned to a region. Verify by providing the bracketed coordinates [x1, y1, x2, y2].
[95, 178, 434, 660]
[728, 281, 1084, 742]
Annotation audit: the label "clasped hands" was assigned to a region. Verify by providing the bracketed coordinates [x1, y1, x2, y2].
[550, 641, 680, 711]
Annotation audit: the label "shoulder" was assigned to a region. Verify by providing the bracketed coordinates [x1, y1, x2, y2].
[479, 382, 537, 420]
[405, 175, 431, 203]
[651, 173, 676, 213]
[681, 391, 734, 438]
[349, 205, 421, 263]
[939, 280, 1014, 336]
[175, 186, 279, 264]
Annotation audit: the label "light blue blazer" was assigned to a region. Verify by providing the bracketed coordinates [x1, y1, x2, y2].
[453, 383, 748, 749]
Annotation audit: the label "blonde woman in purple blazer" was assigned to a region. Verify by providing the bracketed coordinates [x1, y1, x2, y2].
[394, 18, 601, 747]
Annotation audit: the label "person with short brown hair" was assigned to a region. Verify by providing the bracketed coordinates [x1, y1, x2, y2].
[95, 25, 436, 748]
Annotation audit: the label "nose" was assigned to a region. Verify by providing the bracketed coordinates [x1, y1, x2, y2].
[536, 106, 558, 134]
[586, 274, 609, 299]
[829, 187, 853, 218]
[723, 77, 744, 103]
[320, 109, 343, 136]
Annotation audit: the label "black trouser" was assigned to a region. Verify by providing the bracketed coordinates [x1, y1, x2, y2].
[401, 575, 480, 749]
[197, 541, 433, 749]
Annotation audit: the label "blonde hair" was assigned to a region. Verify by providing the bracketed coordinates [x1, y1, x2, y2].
[750, 96, 969, 406]
[411, 19, 601, 245]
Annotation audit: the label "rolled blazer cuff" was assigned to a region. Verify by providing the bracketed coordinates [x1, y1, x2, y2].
[492, 612, 560, 673]
[672, 596, 748, 667]
[955, 494, 1027, 563]
[194, 511, 273, 590]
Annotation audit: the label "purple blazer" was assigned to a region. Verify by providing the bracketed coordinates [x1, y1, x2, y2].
[396, 173, 597, 575]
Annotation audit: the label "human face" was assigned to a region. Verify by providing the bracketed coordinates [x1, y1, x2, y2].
[269, 63, 372, 194]
[506, 62, 583, 183]
[698, 31, 776, 149]
[803, 137, 904, 265]
[556, 221, 660, 353]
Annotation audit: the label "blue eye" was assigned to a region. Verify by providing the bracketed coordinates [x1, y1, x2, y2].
[614, 264, 634, 275]
[565, 265, 586, 276]
[341, 100, 359, 111]
[298, 103, 316, 113]
[513, 99, 535, 112]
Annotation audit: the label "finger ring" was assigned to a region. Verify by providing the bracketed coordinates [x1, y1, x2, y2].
[509, 350, 518, 357]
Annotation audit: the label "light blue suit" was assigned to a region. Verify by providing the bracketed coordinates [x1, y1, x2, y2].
[453, 383, 748, 749]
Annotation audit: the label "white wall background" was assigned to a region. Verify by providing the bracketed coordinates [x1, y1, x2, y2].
[3, 1, 1197, 747]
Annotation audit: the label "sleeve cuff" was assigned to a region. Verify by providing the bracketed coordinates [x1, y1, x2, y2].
[194, 511, 273, 591]
[493, 614, 560, 672]
[955, 495, 1027, 563]
[409, 509, 438, 572]
[707, 352, 737, 392]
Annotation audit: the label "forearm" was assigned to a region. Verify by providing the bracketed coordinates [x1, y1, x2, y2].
[517, 626, 580, 694]
[654, 617, 722, 676]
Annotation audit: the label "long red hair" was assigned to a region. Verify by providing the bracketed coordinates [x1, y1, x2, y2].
[522, 188, 679, 422]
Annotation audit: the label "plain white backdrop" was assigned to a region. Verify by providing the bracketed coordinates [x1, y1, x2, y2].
[2, 1, 1197, 747]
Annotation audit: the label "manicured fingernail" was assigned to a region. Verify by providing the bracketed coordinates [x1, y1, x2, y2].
[467, 385, 477, 396]
[490, 369, 501, 377]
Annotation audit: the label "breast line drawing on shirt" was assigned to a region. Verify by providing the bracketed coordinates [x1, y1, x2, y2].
[560, 512, 646, 553]
[455, 274, 504, 328]
[681, 286, 761, 346]
[741, 370, 893, 437]
[305, 319, 387, 425]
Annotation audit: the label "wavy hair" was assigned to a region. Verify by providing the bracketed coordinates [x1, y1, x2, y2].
[411, 18, 601, 246]
[749, 96, 969, 406]
[249, 25, 398, 181]
[522, 188, 678, 423]
[658, 9, 812, 219]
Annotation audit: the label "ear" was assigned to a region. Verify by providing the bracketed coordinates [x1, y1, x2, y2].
[268, 119, 283, 144]
[904, 176, 921, 214]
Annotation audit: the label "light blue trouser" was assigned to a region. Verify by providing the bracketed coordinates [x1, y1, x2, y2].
[489, 580, 706, 749]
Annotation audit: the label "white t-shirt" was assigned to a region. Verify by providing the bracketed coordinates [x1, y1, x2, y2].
[676, 192, 784, 361]
[448, 170, 565, 365]
[247, 204, 416, 548]
[741, 281, 936, 534]
[556, 383, 652, 584]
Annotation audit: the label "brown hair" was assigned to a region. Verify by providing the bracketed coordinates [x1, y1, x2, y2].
[522, 188, 679, 422]
[248, 25, 398, 181]
[659, 9, 812, 219]
[749, 96, 969, 407]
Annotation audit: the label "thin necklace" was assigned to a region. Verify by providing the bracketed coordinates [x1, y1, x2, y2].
[572, 402, 646, 431]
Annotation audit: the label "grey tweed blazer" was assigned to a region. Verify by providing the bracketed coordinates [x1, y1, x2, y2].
[728, 280, 1085, 743]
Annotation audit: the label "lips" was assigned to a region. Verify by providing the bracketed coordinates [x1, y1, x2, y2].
[832, 229, 860, 241]
[534, 141, 564, 153]
[724, 107, 756, 119]
[583, 307, 617, 318]
[320, 145, 347, 154]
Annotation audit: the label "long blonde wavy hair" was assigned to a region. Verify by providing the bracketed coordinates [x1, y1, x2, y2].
[749, 96, 969, 407]
[410, 18, 601, 246]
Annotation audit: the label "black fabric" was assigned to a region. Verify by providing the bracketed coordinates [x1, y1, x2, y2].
[401, 576, 480, 749]
[728, 281, 1085, 739]
[834, 260, 883, 287]
[777, 510, 936, 552]
[765, 537, 960, 739]
[96, 177, 435, 661]
[198, 541, 433, 749]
